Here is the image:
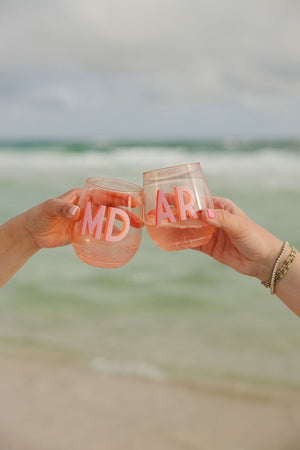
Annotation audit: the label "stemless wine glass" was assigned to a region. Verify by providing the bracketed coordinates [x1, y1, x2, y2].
[143, 163, 214, 251]
[72, 177, 143, 268]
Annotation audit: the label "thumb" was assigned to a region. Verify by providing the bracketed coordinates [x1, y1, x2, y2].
[203, 208, 247, 239]
[44, 198, 80, 220]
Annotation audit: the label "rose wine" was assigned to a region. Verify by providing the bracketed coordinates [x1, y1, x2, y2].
[145, 214, 214, 251]
[72, 233, 141, 268]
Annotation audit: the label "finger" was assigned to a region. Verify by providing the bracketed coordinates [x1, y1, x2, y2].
[119, 208, 144, 228]
[44, 198, 81, 220]
[159, 192, 190, 206]
[57, 188, 82, 203]
[202, 207, 248, 239]
[211, 196, 249, 219]
[89, 189, 140, 208]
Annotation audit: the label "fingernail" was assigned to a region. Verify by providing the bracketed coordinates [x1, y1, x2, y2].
[68, 205, 79, 216]
[207, 209, 215, 219]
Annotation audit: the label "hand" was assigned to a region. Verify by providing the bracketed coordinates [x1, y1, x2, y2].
[24, 189, 81, 249]
[195, 197, 284, 282]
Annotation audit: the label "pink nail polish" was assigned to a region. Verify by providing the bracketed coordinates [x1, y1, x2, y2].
[207, 209, 215, 219]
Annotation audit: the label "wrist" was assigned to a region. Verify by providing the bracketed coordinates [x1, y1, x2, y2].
[20, 211, 41, 254]
[256, 238, 286, 282]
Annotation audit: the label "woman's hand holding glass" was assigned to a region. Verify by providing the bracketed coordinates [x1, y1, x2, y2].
[194, 196, 284, 281]
[71, 178, 143, 268]
[143, 163, 215, 251]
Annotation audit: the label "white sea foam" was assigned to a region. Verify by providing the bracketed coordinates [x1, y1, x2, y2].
[0, 147, 186, 171]
[0, 147, 299, 190]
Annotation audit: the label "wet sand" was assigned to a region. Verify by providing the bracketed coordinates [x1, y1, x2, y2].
[0, 354, 299, 450]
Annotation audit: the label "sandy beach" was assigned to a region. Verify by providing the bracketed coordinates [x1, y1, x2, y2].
[0, 352, 299, 450]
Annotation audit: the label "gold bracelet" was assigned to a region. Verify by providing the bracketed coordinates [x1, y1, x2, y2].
[261, 244, 298, 295]
[273, 247, 297, 290]
[261, 241, 288, 292]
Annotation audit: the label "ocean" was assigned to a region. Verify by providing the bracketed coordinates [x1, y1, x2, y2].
[0, 140, 299, 391]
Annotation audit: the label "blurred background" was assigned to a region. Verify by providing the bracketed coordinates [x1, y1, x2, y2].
[0, 1, 300, 449]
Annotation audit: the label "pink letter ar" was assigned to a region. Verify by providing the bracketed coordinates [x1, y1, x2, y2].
[174, 185, 198, 221]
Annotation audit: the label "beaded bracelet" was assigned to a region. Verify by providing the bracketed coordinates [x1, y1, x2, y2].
[272, 246, 297, 288]
[262, 243, 298, 295]
[261, 241, 288, 293]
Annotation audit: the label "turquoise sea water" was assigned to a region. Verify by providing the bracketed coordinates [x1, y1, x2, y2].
[0, 141, 299, 389]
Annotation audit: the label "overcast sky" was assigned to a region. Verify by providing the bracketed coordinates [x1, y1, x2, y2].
[0, 0, 300, 140]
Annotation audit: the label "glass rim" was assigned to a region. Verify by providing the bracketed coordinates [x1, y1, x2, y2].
[86, 177, 142, 194]
[143, 162, 202, 179]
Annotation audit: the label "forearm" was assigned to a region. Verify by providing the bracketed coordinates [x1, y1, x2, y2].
[0, 213, 39, 288]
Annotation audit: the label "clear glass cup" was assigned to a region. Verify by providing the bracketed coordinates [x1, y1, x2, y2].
[143, 163, 214, 251]
[72, 177, 143, 268]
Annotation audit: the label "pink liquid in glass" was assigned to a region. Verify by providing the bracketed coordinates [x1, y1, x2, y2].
[145, 213, 214, 251]
[72, 233, 141, 268]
